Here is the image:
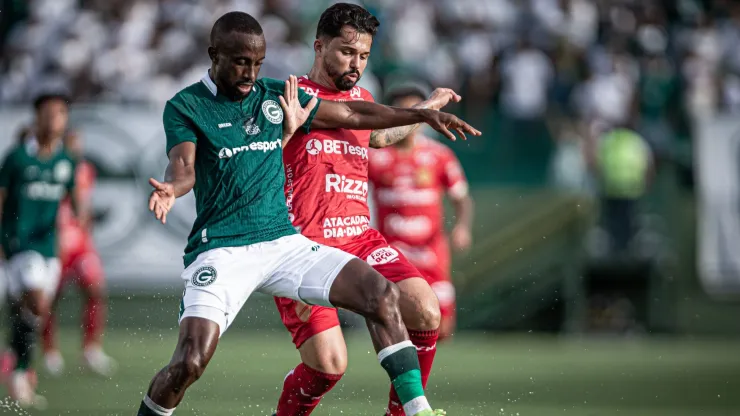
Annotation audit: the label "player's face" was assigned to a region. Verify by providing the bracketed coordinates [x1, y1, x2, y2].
[36, 99, 69, 139]
[210, 32, 266, 99]
[319, 26, 372, 91]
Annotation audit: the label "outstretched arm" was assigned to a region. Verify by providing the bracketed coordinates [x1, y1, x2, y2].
[369, 88, 461, 148]
[148, 142, 196, 224]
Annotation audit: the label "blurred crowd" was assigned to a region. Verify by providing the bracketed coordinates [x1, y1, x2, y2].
[0, 0, 737, 116]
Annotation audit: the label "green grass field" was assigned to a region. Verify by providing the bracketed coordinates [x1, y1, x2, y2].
[2, 329, 739, 416]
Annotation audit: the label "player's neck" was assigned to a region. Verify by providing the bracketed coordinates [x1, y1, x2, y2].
[35, 135, 61, 158]
[307, 66, 340, 92]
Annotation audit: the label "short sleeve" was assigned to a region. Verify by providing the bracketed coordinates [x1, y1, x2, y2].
[0, 151, 16, 191]
[164, 101, 197, 155]
[439, 148, 468, 200]
[297, 87, 322, 132]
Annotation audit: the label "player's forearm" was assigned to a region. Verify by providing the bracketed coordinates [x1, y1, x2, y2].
[164, 159, 195, 198]
[452, 196, 474, 230]
[369, 101, 433, 148]
[316, 101, 434, 131]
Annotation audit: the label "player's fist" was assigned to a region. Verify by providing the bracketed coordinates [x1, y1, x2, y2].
[148, 178, 176, 224]
[451, 225, 472, 252]
[424, 111, 482, 142]
[423, 88, 462, 111]
[280, 74, 318, 140]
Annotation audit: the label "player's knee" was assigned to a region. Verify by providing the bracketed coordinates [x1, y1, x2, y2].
[169, 352, 207, 388]
[312, 349, 347, 375]
[371, 280, 402, 324]
[415, 296, 441, 331]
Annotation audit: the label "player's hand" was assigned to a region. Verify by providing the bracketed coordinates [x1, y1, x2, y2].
[421, 88, 462, 111]
[148, 178, 176, 224]
[424, 111, 481, 142]
[280, 75, 318, 138]
[451, 225, 472, 252]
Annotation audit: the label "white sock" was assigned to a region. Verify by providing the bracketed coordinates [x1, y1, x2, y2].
[143, 396, 175, 416]
[404, 396, 432, 415]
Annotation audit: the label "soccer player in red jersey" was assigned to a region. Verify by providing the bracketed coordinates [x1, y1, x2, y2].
[368, 84, 474, 340]
[273, 4, 474, 416]
[42, 132, 117, 377]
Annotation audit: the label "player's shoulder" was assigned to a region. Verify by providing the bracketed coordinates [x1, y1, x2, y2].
[166, 80, 212, 113]
[1, 144, 24, 163]
[256, 77, 285, 95]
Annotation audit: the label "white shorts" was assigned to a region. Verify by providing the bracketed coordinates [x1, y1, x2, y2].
[179, 234, 355, 336]
[7, 251, 61, 299]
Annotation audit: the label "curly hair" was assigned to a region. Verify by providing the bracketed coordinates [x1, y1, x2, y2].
[316, 3, 379, 39]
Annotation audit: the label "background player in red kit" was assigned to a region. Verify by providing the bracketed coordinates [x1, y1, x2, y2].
[273, 4, 479, 416]
[368, 83, 475, 340]
[42, 132, 117, 377]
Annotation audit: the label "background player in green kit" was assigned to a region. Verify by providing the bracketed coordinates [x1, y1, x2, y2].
[137, 11, 479, 416]
[0, 93, 86, 408]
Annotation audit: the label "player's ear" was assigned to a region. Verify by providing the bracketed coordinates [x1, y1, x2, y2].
[208, 46, 218, 64]
[313, 39, 323, 55]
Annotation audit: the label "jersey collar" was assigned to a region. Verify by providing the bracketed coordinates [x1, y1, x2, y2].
[201, 70, 259, 98]
[25, 136, 63, 157]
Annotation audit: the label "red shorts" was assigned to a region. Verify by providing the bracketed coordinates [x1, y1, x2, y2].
[275, 228, 423, 348]
[58, 228, 104, 290]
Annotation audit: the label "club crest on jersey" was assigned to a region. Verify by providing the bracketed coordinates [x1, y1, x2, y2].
[262, 100, 283, 124]
[54, 160, 73, 183]
[192, 265, 217, 287]
[366, 247, 400, 266]
[243, 117, 261, 135]
[306, 139, 322, 155]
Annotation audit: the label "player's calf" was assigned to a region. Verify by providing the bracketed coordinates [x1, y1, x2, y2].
[327, 259, 434, 416]
[138, 317, 219, 416]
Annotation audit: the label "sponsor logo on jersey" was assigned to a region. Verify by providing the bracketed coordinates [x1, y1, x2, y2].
[262, 100, 283, 124]
[218, 139, 282, 159]
[306, 138, 367, 159]
[305, 139, 322, 155]
[322, 215, 369, 239]
[24, 182, 66, 201]
[415, 168, 433, 186]
[218, 122, 232, 129]
[366, 246, 400, 266]
[191, 265, 217, 287]
[311, 245, 320, 252]
[243, 117, 261, 135]
[376, 188, 438, 206]
[386, 214, 433, 239]
[325, 174, 368, 201]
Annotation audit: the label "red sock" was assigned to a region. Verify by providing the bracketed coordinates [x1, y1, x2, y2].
[276, 363, 343, 416]
[83, 296, 105, 349]
[387, 329, 439, 416]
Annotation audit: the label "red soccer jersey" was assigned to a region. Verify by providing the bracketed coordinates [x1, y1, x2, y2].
[58, 160, 96, 229]
[368, 135, 468, 247]
[282, 76, 375, 246]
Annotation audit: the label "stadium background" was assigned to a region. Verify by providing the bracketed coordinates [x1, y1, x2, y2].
[1, 0, 740, 415]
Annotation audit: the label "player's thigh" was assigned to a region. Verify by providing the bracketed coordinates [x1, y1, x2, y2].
[7, 251, 60, 302]
[179, 247, 265, 337]
[360, 242, 441, 330]
[274, 296, 342, 349]
[261, 234, 355, 307]
[72, 251, 106, 298]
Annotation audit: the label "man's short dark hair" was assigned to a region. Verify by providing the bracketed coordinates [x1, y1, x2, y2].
[210, 11, 264, 46]
[384, 82, 431, 105]
[33, 93, 69, 111]
[316, 3, 379, 39]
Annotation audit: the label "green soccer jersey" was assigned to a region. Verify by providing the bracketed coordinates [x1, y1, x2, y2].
[165, 73, 321, 267]
[0, 141, 76, 259]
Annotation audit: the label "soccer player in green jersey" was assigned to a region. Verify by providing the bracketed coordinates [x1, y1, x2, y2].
[0, 93, 86, 408]
[137, 11, 478, 416]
